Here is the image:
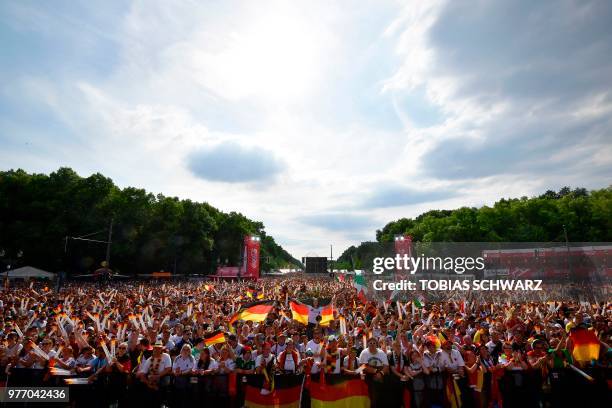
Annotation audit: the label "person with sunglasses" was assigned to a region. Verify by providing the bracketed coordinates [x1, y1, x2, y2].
[106, 342, 131, 407]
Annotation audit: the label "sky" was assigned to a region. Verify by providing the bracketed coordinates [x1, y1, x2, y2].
[1, 0, 611, 260]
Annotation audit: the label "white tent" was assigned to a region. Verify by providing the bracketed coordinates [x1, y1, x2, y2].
[0, 266, 56, 279]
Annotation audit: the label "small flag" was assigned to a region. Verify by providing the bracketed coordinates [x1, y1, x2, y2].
[414, 297, 424, 309]
[204, 330, 226, 347]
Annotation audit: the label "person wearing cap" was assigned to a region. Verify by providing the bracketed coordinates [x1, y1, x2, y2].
[137, 341, 172, 390]
[135, 337, 153, 371]
[299, 348, 315, 376]
[322, 335, 344, 374]
[271, 332, 287, 355]
[438, 340, 465, 375]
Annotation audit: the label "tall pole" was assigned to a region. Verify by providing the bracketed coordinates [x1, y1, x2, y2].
[330, 244, 333, 274]
[105, 218, 113, 266]
[563, 224, 571, 282]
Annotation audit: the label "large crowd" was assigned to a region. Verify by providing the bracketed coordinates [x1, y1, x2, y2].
[0, 276, 610, 407]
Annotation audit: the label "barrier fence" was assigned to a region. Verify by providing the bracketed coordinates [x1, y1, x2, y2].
[1, 367, 610, 407]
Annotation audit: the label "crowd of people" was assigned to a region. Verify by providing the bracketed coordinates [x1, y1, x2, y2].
[0, 276, 609, 407]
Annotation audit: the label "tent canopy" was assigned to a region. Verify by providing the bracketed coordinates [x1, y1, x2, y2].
[1, 266, 56, 279]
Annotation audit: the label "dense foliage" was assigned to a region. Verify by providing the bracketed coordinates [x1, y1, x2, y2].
[337, 187, 612, 270]
[0, 168, 301, 275]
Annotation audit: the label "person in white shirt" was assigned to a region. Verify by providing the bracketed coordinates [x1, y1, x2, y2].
[341, 346, 360, 374]
[75, 346, 95, 374]
[271, 333, 287, 355]
[228, 334, 243, 356]
[195, 348, 218, 374]
[2, 333, 22, 366]
[137, 342, 172, 389]
[255, 342, 275, 374]
[172, 344, 196, 375]
[55, 346, 77, 370]
[438, 341, 465, 375]
[277, 340, 300, 373]
[36, 339, 58, 366]
[159, 329, 176, 354]
[422, 339, 443, 373]
[358, 337, 389, 379]
[170, 324, 184, 345]
[217, 346, 236, 374]
[306, 330, 324, 357]
[306, 330, 324, 373]
[173, 343, 195, 397]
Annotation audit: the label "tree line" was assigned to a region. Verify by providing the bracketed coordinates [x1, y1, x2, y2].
[0, 168, 301, 275]
[336, 186, 612, 270]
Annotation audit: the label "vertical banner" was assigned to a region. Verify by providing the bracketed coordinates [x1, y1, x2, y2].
[244, 235, 261, 279]
[394, 234, 412, 280]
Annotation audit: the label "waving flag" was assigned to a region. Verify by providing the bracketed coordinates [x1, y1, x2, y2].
[570, 327, 600, 362]
[233, 300, 274, 324]
[290, 301, 309, 325]
[353, 274, 368, 304]
[309, 303, 334, 326]
[204, 330, 226, 347]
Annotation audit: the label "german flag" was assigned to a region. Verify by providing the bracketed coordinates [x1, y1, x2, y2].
[236, 301, 274, 323]
[318, 304, 333, 326]
[244, 374, 303, 408]
[570, 327, 600, 362]
[307, 301, 334, 326]
[290, 301, 309, 325]
[428, 334, 442, 350]
[204, 330, 226, 347]
[310, 374, 370, 408]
